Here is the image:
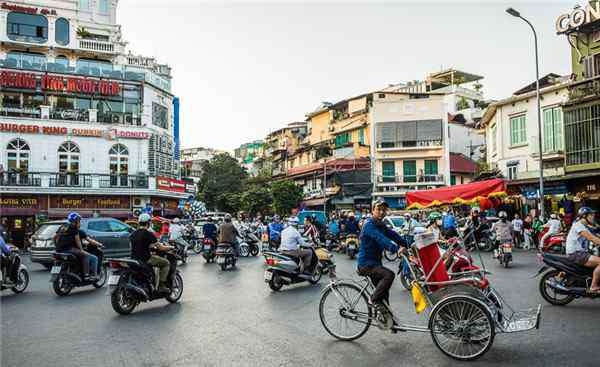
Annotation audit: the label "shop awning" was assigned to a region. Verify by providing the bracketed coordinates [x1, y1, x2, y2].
[301, 198, 328, 207]
[406, 179, 507, 210]
[48, 209, 132, 219]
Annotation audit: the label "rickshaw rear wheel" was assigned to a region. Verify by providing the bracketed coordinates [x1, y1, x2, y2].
[429, 295, 495, 361]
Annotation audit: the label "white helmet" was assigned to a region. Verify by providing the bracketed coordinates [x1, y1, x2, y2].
[550, 213, 558, 219]
[287, 217, 299, 227]
[173, 218, 180, 224]
[138, 213, 151, 224]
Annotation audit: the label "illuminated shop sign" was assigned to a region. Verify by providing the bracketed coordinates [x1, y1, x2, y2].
[0, 71, 121, 96]
[1, 2, 56, 15]
[556, 2, 600, 34]
[0, 123, 150, 139]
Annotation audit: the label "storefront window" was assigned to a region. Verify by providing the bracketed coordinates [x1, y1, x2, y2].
[58, 142, 80, 173]
[23, 93, 45, 109]
[109, 144, 129, 186]
[0, 92, 40, 117]
[55, 18, 70, 45]
[6, 139, 30, 172]
[7, 12, 48, 44]
[7, 51, 47, 70]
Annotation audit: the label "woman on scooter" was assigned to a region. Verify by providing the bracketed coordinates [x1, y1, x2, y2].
[565, 207, 600, 294]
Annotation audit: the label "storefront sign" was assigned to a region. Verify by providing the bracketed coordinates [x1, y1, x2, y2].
[156, 176, 186, 193]
[150, 198, 179, 210]
[50, 196, 131, 209]
[1, 2, 56, 15]
[0, 122, 149, 140]
[556, 2, 600, 34]
[0, 196, 43, 208]
[1, 70, 120, 96]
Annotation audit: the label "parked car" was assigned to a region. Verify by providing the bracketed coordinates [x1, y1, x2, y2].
[30, 217, 133, 269]
[384, 216, 405, 233]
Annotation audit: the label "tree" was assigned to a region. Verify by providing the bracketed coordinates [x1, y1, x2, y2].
[198, 153, 247, 211]
[240, 186, 273, 216]
[217, 192, 242, 214]
[271, 179, 303, 216]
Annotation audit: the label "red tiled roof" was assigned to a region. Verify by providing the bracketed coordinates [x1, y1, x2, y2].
[450, 152, 477, 174]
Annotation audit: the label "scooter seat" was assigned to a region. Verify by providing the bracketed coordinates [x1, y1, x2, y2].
[53, 252, 78, 261]
[543, 253, 593, 276]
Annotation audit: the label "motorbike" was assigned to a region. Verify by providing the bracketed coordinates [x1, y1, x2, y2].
[494, 241, 513, 268]
[324, 232, 341, 252]
[264, 245, 323, 291]
[169, 239, 190, 264]
[537, 251, 599, 306]
[345, 234, 359, 259]
[50, 243, 107, 296]
[0, 249, 29, 294]
[201, 238, 216, 263]
[216, 243, 237, 271]
[183, 226, 202, 254]
[462, 223, 494, 252]
[537, 227, 566, 254]
[107, 251, 183, 315]
[238, 225, 260, 257]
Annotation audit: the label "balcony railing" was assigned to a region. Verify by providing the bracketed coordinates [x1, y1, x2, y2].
[376, 174, 444, 184]
[0, 172, 42, 187]
[79, 39, 115, 53]
[377, 140, 443, 150]
[0, 172, 149, 190]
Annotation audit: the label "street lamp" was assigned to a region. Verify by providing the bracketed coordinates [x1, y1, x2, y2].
[506, 7, 545, 220]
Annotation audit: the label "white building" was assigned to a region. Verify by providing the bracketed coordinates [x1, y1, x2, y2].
[481, 74, 570, 183]
[0, 0, 190, 242]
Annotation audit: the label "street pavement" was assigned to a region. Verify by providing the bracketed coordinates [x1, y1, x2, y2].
[2, 250, 600, 367]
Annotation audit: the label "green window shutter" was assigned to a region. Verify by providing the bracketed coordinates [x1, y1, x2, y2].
[520, 116, 527, 144]
[382, 161, 395, 182]
[359, 129, 365, 144]
[543, 109, 553, 152]
[450, 175, 456, 185]
[554, 108, 563, 151]
[424, 160, 438, 175]
[510, 118, 517, 145]
[403, 160, 416, 182]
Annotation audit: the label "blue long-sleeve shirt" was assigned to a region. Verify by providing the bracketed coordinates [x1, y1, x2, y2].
[358, 218, 408, 268]
[442, 214, 457, 230]
[0, 236, 11, 256]
[268, 222, 284, 241]
[202, 223, 218, 241]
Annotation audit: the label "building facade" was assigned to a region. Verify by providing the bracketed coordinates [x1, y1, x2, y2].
[0, 0, 189, 246]
[180, 146, 226, 182]
[234, 140, 264, 176]
[371, 69, 485, 209]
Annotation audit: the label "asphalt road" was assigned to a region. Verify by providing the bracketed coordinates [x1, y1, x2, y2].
[2, 250, 600, 367]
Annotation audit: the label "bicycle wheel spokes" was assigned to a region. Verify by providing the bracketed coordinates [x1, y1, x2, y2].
[319, 283, 372, 341]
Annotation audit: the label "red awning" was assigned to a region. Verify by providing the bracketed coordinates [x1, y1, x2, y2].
[406, 179, 507, 209]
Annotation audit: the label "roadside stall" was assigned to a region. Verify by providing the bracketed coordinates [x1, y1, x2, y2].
[406, 178, 507, 210]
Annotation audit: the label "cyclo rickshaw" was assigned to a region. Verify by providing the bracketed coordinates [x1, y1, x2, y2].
[318, 231, 542, 361]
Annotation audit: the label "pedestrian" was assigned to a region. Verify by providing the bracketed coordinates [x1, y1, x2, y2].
[511, 214, 523, 248]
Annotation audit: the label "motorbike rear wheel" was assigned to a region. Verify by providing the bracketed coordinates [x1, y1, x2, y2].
[539, 270, 576, 306]
[269, 273, 284, 291]
[52, 275, 73, 296]
[192, 241, 203, 254]
[93, 266, 108, 288]
[250, 246, 260, 257]
[111, 287, 138, 315]
[166, 273, 184, 303]
[308, 266, 322, 285]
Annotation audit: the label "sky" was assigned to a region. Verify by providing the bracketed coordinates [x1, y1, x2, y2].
[117, 0, 575, 151]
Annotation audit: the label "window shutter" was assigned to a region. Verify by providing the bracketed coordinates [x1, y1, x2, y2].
[554, 108, 563, 151]
[543, 109, 553, 152]
[417, 119, 442, 141]
[584, 56, 595, 78]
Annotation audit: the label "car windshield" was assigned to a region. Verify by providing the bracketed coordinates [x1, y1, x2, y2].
[34, 223, 62, 238]
[389, 218, 404, 227]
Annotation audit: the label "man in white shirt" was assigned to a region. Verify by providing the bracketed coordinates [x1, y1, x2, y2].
[511, 214, 523, 248]
[540, 213, 562, 249]
[169, 217, 189, 250]
[280, 217, 313, 273]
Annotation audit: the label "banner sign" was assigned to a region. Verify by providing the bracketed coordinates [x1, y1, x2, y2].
[0, 122, 149, 139]
[156, 176, 186, 193]
[50, 195, 131, 209]
[0, 70, 121, 96]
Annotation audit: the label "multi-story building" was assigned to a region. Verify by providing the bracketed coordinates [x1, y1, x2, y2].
[234, 140, 264, 176]
[264, 121, 307, 177]
[555, 2, 600, 206]
[481, 74, 570, 198]
[0, 0, 190, 246]
[371, 69, 484, 209]
[180, 147, 226, 182]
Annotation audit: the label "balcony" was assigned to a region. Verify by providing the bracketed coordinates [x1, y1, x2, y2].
[0, 172, 42, 187]
[567, 75, 600, 104]
[377, 140, 443, 151]
[1, 172, 149, 191]
[376, 174, 445, 185]
[78, 39, 115, 53]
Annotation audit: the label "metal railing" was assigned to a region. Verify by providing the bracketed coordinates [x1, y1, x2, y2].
[0, 172, 42, 187]
[0, 172, 149, 190]
[79, 39, 115, 53]
[49, 174, 93, 188]
[99, 175, 149, 189]
[376, 174, 444, 184]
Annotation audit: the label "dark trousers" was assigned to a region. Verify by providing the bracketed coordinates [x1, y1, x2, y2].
[358, 265, 395, 305]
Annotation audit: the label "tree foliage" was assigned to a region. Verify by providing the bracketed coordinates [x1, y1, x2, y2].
[271, 179, 304, 216]
[198, 153, 247, 211]
[240, 186, 273, 216]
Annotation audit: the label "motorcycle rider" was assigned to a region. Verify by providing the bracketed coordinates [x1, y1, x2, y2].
[565, 207, 600, 294]
[268, 215, 284, 250]
[426, 212, 444, 242]
[491, 211, 512, 256]
[54, 212, 98, 280]
[343, 212, 360, 236]
[218, 214, 240, 257]
[130, 213, 172, 293]
[303, 216, 320, 245]
[442, 209, 458, 238]
[541, 213, 562, 250]
[202, 217, 218, 243]
[0, 234, 16, 284]
[402, 213, 419, 234]
[358, 199, 408, 327]
[280, 217, 313, 273]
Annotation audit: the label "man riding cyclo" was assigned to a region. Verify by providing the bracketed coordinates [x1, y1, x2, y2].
[130, 213, 174, 293]
[54, 212, 99, 281]
[357, 199, 409, 330]
[565, 207, 600, 294]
